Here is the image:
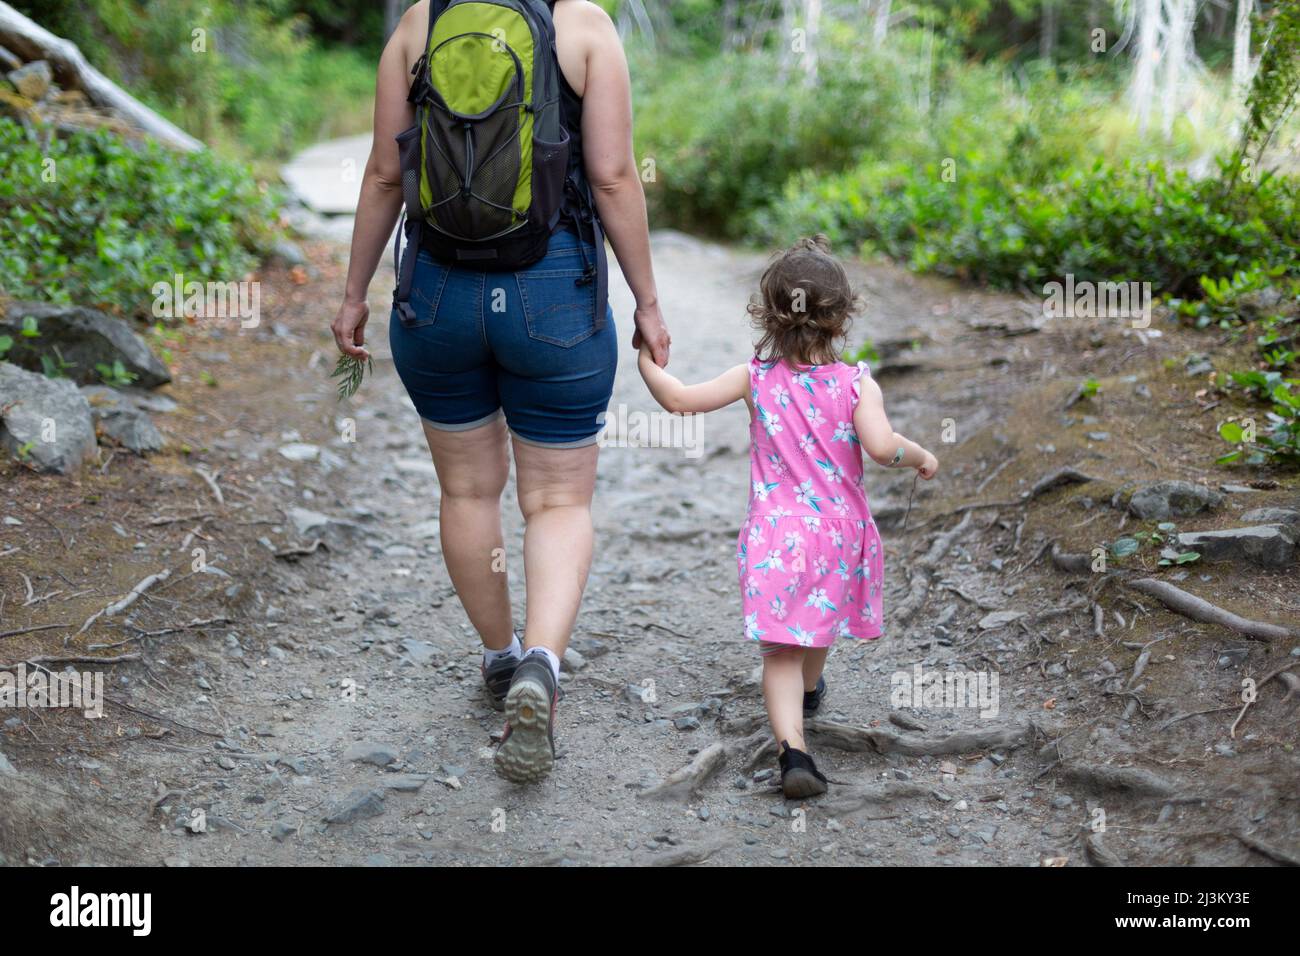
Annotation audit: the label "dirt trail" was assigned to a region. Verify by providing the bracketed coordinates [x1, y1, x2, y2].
[2, 230, 1296, 867]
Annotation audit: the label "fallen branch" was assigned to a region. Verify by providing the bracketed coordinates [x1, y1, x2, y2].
[0, 622, 71, 640]
[192, 467, 224, 507]
[1126, 578, 1296, 642]
[0, 3, 203, 150]
[76, 569, 171, 635]
[0, 653, 140, 669]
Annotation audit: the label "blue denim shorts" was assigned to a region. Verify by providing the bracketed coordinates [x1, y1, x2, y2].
[389, 226, 617, 447]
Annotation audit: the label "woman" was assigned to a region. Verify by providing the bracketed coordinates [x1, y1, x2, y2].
[330, 0, 669, 783]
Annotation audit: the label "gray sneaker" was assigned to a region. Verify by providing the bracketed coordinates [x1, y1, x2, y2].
[481, 632, 523, 711]
[494, 654, 558, 784]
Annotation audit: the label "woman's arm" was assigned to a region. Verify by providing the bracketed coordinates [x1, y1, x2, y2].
[853, 375, 939, 478]
[330, 5, 420, 358]
[575, 4, 670, 367]
[638, 345, 747, 414]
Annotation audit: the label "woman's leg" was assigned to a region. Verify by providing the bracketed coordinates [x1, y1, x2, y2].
[802, 646, 829, 692]
[511, 440, 599, 658]
[420, 415, 513, 650]
[762, 644, 808, 750]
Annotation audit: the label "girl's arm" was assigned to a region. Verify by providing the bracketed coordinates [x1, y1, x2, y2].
[638, 345, 748, 414]
[853, 374, 939, 479]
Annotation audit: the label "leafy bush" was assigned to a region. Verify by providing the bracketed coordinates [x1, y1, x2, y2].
[0, 118, 281, 317]
[754, 153, 1299, 295]
[633, 32, 930, 237]
[10, 0, 375, 164]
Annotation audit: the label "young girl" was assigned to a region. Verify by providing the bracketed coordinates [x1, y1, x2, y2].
[639, 235, 938, 799]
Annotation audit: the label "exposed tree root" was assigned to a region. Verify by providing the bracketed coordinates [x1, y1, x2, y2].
[806, 719, 1030, 756]
[1083, 831, 1124, 867]
[1232, 830, 1300, 866]
[638, 730, 770, 800]
[1060, 762, 1178, 799]
[645, 838, 733, 867]
[1126, 578, 1296, 642]
[1028, 467, 1097, 500]
[892, 513, 974, 626]
[821, 781, 932, 816]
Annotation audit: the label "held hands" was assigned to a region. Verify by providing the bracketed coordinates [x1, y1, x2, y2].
[631, 300, 670, 368]
[332, 298, 371, 361]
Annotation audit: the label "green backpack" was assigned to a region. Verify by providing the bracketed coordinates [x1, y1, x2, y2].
[393, 0, 605, 326]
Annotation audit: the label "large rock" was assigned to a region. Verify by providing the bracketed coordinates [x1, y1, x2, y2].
[7, 60, 51, 100]
[1175, 526, 1296, 569]
[0, 302, 170, 388]
[0, 362, 96, 473]
[1240, 507, 1300, 532]
[1128, 481, 1223, 521]
[80, 385, 164, 454]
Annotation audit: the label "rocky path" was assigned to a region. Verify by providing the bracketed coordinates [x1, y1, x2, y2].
[3, 226, 1296, 867]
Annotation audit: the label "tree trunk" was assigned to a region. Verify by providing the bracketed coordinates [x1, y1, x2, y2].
[1040, 0, 1059, 62]
[1130, 0, 1160, 133]
[1233, 0, 1255, 103]
[0, 1, 202, 151]
[384, 0, 404, 43]
[803, 0, 821, 87]
[1160, 0, 1195, 141]
[874, 0, 892, 47]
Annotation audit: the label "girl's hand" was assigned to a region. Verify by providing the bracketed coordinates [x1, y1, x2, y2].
[332, 298, 371, 360]
[631, 300, 670, 368]
[918, 451, 939, 480]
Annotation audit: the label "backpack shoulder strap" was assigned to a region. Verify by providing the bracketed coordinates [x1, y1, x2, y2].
[407, 0, 450, 104]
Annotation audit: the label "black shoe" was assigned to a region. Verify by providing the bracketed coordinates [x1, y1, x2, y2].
[778, 740, 828, 799]
[480, 633, 522, 711]
[803, 676, 827, 716]
[494, 654, 558, 783]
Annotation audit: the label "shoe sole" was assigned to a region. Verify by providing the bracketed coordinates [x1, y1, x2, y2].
[494, 676, 554, 784]
[782, 768, 828, 800]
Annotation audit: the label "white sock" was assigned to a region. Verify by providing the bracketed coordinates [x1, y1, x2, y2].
[522, 646, 561, 683]
[483, 633, 521, 667]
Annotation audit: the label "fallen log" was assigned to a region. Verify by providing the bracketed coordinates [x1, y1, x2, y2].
[1126, 578, 1296, 642]
[0, 3, 203, 151]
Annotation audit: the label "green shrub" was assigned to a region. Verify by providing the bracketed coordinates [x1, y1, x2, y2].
[754, 154, 1298, 294]
[0, 118, 281, 317]
[10, 0, 375, 164]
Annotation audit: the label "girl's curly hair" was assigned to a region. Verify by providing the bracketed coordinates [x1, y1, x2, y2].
[748, 234, 859, 367]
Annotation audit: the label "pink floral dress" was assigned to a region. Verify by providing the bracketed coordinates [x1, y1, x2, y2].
[737, 357, 884, 648]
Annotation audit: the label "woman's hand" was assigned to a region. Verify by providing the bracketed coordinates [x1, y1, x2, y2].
[332, 298, 371, 360]
[631, 300, 670, 367]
